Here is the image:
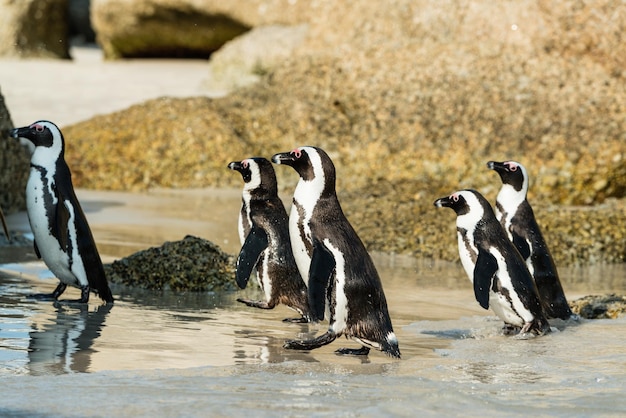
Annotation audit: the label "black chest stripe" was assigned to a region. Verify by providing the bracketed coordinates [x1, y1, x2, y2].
[294, 200, 313, 257]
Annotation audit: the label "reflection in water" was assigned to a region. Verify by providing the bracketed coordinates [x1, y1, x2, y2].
[456, 361, 545, 385]
[28, 303, 112, 375]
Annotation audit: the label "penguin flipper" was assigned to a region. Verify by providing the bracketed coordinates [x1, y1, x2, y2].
[33, 240, 41, 259]
[308, 242, 336, 321]
[511, 230, 531, 260]
[235, 226, 268, 289]
[473, 249, 498, 309]
[54, 189, 71, 251]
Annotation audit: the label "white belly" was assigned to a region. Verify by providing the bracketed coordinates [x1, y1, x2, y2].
[26, 173, 84, 287]
[488, 249, 535, 326]
[289, 203, 311, 285]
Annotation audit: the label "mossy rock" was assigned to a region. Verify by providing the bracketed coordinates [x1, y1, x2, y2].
[104, 235, 237, 291]
[570, 294, 626, 319]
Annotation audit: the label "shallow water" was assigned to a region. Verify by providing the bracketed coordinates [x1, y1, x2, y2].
[1, 189, 625, 417]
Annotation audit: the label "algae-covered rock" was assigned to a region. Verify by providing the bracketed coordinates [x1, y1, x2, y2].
[569, 294, 626, 319]
[104, 235, 237, 291]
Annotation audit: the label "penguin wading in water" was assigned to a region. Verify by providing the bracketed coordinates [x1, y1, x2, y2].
[11, 121, 113, 304]
[434, 189, 550, 335]
[272, 146, 400, 358]
[228, 157, 311, 322]
[487, 160, 574, 320]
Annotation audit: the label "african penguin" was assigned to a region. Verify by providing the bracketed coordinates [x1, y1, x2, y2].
[11, 121, 113, 304]
[272, 146, 400, 358]
[487, 160, 574, 320]
[228, 157, 311, 323]
[434, 189, 550, 335]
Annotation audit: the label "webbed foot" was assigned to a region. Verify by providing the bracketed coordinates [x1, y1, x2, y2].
[335, 346, 370, 356]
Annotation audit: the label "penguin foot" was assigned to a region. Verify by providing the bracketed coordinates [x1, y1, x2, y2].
[237, 298, 273, 309]
[27, 292, 58, 301]
[335, 346, 370, 356]
[282, 316, 309, 324]
[501, 324, 521, 335]
[283, 331, 337, 351]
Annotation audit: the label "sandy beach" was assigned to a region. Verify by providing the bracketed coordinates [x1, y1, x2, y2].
[1, 45, 217, 128]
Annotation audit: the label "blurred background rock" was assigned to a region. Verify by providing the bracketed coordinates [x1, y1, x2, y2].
[1, 0, 624, 265]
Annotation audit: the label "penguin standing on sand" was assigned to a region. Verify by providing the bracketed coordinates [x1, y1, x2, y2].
[434, 189, 550, 335]
[272, 146, 400, 358]
[487, 160, 574, 320]
[11, 121, 113, 304]
[228, 157, 311, 323]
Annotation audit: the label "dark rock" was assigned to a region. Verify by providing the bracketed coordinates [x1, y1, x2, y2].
[104, 235, 237, 291]
[570, 294, 626, 319]
[0, 89, 30, 214]
[92, 1, 251, 59]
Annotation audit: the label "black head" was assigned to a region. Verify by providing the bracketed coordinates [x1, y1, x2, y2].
[11, 121, 63, 149]
[434, 191, 471, 216]
[271, 146, 336, 188]
[434, 189, 495, 219]
[487, 160, 528, 193]
[228, 157, 278, 194]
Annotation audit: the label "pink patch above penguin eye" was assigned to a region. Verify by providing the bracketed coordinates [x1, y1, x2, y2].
[451, 193, 460, 202]
[31, 124, 44, 132]
[505, 161, 518, 171]
[291, 148, 302, 158]
[242, 160, 249, 169]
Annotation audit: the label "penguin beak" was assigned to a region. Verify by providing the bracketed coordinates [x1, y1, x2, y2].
[228, 161, 243, 172]
[487, 161, 507, 173]
[433, 196, 452, 208]
[10, 126, 30, 140]
[271, 152, 294, 165]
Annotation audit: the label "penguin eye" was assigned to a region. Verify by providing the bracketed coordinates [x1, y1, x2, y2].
[505, 162, 517, 171]
[242, 160, 249, 169]
[451, 193, 460, 203]
[32, 124, 45, 133]
[291, 148, 302, 159]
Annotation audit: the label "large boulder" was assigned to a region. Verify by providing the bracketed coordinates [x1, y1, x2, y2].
[204, 24, 309, 95]
[0, 89, 30, 214]
[91, 0, 257, 58]
[0, 0, 71, 59]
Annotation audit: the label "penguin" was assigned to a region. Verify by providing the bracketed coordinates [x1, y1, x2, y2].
[487, 160, 574, 320]
[228, 157, 311, 323]
[434, 189, 550, 335]
[11, 121, 113, 304]
[272, 146, 400, 358]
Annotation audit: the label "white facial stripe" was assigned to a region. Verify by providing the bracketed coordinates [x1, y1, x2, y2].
[243, 159, 261, 191]
[453, 191, 483, 282]
[240, 160, 261, 241]
[30, 121, 64, 170]
[324, 239, 348, 333]
[290, 147, 325, 279]
[455, 191, 484, 231]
